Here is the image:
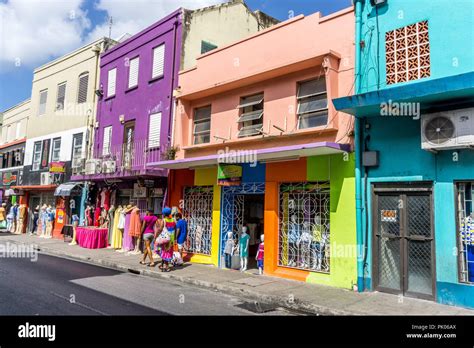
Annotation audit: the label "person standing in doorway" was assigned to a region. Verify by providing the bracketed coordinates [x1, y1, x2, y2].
[140, 209, 157, 267]
[175, 213, 188, 262]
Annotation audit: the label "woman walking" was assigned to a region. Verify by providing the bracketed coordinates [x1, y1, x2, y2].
[156, 207, 175, 272]
[140, 209, 158, 267]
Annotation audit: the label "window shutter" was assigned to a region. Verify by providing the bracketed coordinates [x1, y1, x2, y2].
[128, 57, 139, 88]
[56, 83, 66, 110]
[152, 45, 165, 79]
[148, 112, 161, 148]
[39, 90, 48, 115]
[77, 73, 89, 103]
[102, 126, 112, 156]
[15, 122, 21, 139]
[107, 69, 116, 97]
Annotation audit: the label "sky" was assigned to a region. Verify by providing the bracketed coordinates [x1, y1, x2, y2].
[0, 0, 352, 111]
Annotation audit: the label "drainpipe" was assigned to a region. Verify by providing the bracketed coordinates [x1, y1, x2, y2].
[354, 0, 365, 292]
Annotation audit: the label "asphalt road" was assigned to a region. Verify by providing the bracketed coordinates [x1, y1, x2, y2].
[0, 253, 295, 316]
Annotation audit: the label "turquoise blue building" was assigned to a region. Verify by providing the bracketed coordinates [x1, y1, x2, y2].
[333, 0, 474, 308]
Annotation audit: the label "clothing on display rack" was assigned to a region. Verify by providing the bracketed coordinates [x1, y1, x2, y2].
[111, 206, 123, 249]
[122, 208, 134, 251]
[128, 207, 141, 238]
[108, 206, 115, 246]
[94, 206, 101, 227]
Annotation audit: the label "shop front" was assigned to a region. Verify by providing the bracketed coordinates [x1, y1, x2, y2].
[159, 142, 358, 289]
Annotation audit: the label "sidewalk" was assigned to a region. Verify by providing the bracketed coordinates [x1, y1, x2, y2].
[1, 232, 472, 315]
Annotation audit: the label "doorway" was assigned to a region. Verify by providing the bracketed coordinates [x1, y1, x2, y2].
[122, 121, 135, 169]
[221, 183, 265, 270]
[373, 184, 435, 300]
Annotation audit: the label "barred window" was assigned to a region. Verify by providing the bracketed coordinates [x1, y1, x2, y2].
[56, 82, 66, 111]
[38, 89, 48, 116]
[297, 78, 328, 129]
[183, 186, 214, 255]
[279, 182, 330, 272]
[457, 182, 474, 284]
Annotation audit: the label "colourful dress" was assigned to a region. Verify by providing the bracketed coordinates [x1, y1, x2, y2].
[128, 208, 142, 238]
[160, 218, 176, 261]
[111, 208, 122, 249]
[239, 233, 250, 258]
[122, 212, 134, 251]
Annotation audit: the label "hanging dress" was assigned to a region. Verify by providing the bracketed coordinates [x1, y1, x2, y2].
[122, 211, 134, 251]
[128, 207, 141, 238]
[111, 207, 122, 249]
[107, 206, 115, 246]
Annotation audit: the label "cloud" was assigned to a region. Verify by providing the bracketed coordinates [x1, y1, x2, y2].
[0, 0, 91, 70]
[86, 0, 226, 42]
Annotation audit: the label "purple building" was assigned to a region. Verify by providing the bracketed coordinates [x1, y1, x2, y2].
[72, 1, 277, 213]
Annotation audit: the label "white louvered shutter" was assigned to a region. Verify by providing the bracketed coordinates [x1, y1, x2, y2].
[77, 73, 89, 103]
[152, 45, 165, 79]
[102, 126, 112, 156]
[128, 57, 139, 88]
[148, 112, 161, 148]
[107, 69, 116, 97]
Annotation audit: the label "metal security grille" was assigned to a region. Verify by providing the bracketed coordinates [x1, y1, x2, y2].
[221, 183, 265, 254]
[374, 186, 435, 300]
[183, 186, 213, 255]
[457, 182, 474, 284]
[278, 182, 330, 273]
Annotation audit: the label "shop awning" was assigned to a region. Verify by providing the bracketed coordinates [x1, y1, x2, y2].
[148, 141, 351, 170]
[54, 182, 83, 196]
[332, 71, 474, 117]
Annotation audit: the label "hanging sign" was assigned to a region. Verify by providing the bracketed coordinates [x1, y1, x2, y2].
[2, 171, 18, 186]
[217, 164, 242, 186]
[49, 162, 66, 173]
[133, 183, 147, 198]
[381, 209, 397, 222]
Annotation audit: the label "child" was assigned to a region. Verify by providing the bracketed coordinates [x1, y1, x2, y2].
[224, 231, 235, 269]
[255, 235, 264, 275]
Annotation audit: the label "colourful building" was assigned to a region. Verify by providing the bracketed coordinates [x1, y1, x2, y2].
[151, 8, 357, 288]
[71, 1, 277, 216]
[333, 0, 474, 307]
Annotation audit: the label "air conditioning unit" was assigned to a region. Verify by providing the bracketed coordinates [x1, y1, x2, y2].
[421, 107, 474, 151]
[102, 160, 116, 174]
[40, 172, 52, 186]
[85, 159, 102, 175]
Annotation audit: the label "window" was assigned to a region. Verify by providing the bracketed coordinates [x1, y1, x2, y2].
[193, 106, 211, 144]
[457, 182, 474, 284]
[183, 186, 214, 255]
[15, 121, 21, 140]
[32, 141, 42, 171]
[152, 44, 165, 79]
[102, 126, 112, 156]
[128, 57, 139, 88]
[77, 72, 89, 103]
[56, 82, 66, 111]
[72, 133, 83, 162]
[107, 68, 117, 97]
[148, 112, 161, 149]
[279, 182, 331, 272]
[297, 78, 328, 129]
[38, 89, 48, 115]
[201, 40, 218, 54]
[51, 138, 61, 162]
[6, 125, 12, 143]
[386, 20, 431, 85]
[237, 93, 264, 138]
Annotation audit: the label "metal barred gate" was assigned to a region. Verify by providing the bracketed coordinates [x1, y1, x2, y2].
[373, 184, 435, 300]
[183, 186, 213, 255]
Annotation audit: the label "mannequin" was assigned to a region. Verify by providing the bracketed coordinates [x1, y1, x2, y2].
[239, 226, 250, 272]
[39, 204, 48, 238]
[121, 204, 135, 253]
[224, 231, 235, 269]
[298, 221, 312, 269]
[312, 214, 328, 271]
[44, 205, 54, 239]
[255, 234, 264, 275]
[11, 202, 19, 233]
[16, 204, 27, 234]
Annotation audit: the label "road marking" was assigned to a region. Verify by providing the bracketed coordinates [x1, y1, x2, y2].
[49, 292, 110, 316]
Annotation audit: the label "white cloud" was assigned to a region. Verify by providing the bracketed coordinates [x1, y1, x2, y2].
[0, 0, 91, 70]
[0, 0, 226, 71]
[86, 0, 226, 42]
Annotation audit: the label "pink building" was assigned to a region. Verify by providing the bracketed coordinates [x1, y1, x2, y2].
[152, 8, 358, 287]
